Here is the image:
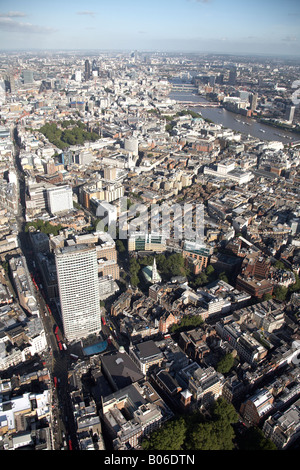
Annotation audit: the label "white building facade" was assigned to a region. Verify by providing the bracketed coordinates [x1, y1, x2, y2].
[55, 244, 101, 341]
[47, 185, 73, 215]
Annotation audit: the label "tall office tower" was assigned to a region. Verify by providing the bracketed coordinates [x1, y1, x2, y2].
[209, 75, 216, 87]
[0, 80, 5, 105]
[4, 73, 15, 93]
[46, 185, 73, 215]
[216, 73, 224, 85]
[84, 59, 91, 81]
[23, 69, 34, 84]
[249, 92, 258, 111]
[285, 105, 295, 123]
[228, 67, 237, 85]
[55, 244, 101, 341]
[92, 59, 99, 74]
[74, 70, 82, 82]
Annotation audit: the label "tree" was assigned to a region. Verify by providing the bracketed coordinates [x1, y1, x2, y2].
[273, 285, 288, 301]
[156, 253, 186, 279]
[187, 422, 219, 450]
[289, 273, 300, 294]
[216, 353, 235, 374]
[142, 417, 187, 451]
[195, 272, 208, 286]
[206, 264, 215, 277]
[130, 273, 139, 287]
[186, 398, 238, 450]
[25, 219, 63, 236]
[211, 398, 239, 425]
[115, 239, 125, 253]
[238, 427, 277, 450]
[187, 421, 235, 450]
[170, 315, 203, 333]
[274, 260, 285, 270]
[39, 121, 99, 149]
[219, 272, 229, 283]
[263, 293, 273, 301]
[129, 258, 140, 286]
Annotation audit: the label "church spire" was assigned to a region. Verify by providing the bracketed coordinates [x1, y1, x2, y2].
[152, 257, 159, 283]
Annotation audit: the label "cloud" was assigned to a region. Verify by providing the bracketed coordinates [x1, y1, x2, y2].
[0, 17, 57, 34]
[77, 11, 96, 18]
[0, 11, 27, 18]
[186, 0, 212, 4]
[282, 35, 297, 42]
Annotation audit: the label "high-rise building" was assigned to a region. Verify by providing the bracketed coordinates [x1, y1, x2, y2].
[55, 244, 101, 341]
[84, 59, 91, 81]
[92, 59, 99, 75]
[75, 70, 82, 82]
[285, 105, 295, 123]
[23, 70, 34, 84]
[46, 185, 73, 215]
[0, 80, 5, 105]
[249, 93, 258, 111]
[228, 67, 237, 85]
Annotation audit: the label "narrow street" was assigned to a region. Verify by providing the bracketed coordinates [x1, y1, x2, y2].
[12, 125, 78, 450]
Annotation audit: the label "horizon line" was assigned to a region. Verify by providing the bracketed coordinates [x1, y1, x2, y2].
[1, 48, 300, 59]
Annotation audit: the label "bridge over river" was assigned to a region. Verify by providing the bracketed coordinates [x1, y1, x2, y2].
[179, 101, 221, 108]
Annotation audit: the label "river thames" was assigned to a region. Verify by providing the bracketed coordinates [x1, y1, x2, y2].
[168, 90, 298, 145]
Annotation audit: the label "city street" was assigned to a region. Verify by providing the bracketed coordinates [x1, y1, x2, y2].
[12, 125, 78, 450]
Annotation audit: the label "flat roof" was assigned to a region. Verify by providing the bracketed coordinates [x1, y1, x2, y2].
[136, 340, 163, 361]
[101, 351, 144, 389]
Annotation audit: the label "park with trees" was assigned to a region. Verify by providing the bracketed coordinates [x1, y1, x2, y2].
[141, 397, 276, 450]
[38, 119, 99, 150]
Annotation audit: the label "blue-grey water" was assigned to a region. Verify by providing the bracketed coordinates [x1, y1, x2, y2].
[169, 90, 298, 144]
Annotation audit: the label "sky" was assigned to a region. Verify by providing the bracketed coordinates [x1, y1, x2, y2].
[0, 0, 300, 56]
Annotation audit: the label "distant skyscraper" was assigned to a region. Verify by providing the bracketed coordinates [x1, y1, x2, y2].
[5, 73, 15, 93]
[92, 59, 99, 72]
[216, 73, 224, 85]
[84, 59, 91, 81]
[0, 80, 6, 105]
[249, 93, 258, 111]
[55, 244, 101, 341]
[228, 67, 237, 85]
[75, 70, 82, 82]
[285, 105, 295, 123]
[209, 75, 216, 87]
[23, 70, 34, 84]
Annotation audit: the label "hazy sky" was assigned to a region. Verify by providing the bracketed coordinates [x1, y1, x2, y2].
[0, 0, 299, 56]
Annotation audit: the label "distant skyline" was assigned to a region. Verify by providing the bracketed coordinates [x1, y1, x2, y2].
[0, 0, 300, 57]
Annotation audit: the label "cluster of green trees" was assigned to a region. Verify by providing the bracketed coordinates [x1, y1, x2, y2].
[129, 253, 187, 287]
[142, 397, 276, 450]
[165, 109, 203, 134]
[38, 120, 99, 150]
[269, 261, 300, 301]
[215, 352, 235, 374]
[25, 219, 63, 236]
[170, 315, 204, 334]
[129, 257, 141, 287]
[263, 273, 300, 303]
[176, 109, 202, 119]
[190, 264, 229, 289]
